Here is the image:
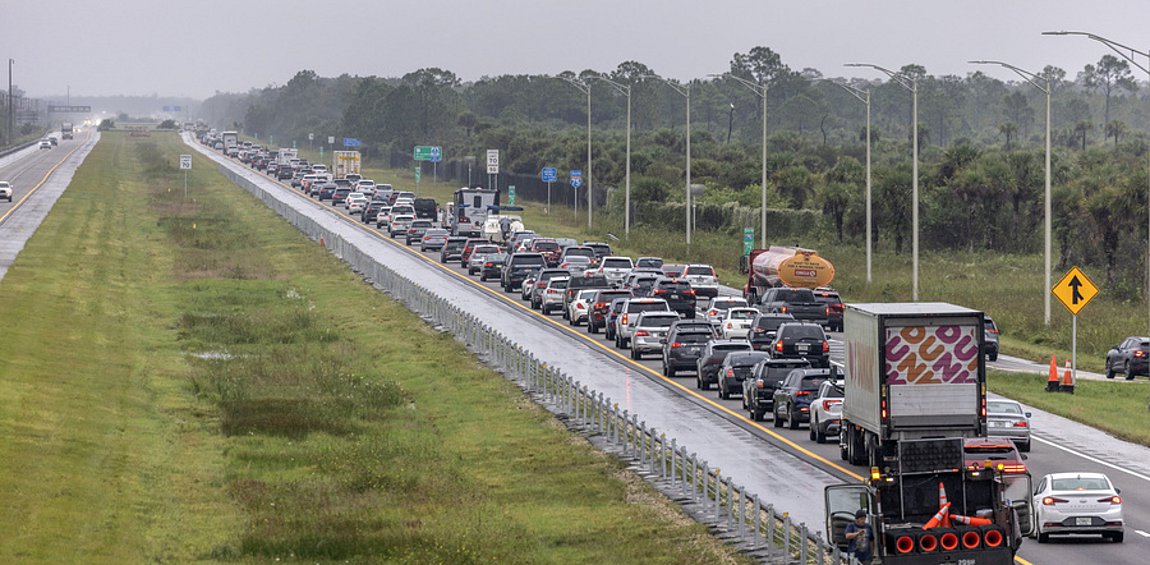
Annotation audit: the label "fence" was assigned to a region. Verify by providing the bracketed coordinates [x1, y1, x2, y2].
[216, 161, 859, 565]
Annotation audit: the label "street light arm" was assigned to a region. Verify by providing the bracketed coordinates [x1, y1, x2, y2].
[846, 63, 915, 91]
[833, 80, 870, 104]
[638, 74, 688, 97]
[555, 75, 590, 94]
[1043, 31, 1150, 74]
[708, 73, 766, 97]
[586, 75, 630, 96]
[969, 60, 1049, 94]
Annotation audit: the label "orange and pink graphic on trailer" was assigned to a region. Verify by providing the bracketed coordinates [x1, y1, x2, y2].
[885, 325, 979, 385]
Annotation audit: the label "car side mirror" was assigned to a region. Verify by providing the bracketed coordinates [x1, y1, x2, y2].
[1020, 454, 1028, 461]
[1025, 412, 1032, 418]
[660, 339, 667, 345]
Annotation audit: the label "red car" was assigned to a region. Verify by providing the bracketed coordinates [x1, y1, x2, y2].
[964, 438, 1028, 475]
[459, 238, 490, 268]
[528, 238, 562, 266]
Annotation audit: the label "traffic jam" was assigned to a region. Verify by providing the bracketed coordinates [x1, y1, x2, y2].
[200, 130, 1133, 564]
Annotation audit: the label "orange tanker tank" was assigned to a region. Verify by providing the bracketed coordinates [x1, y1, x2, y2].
[743, 246, 835, 302]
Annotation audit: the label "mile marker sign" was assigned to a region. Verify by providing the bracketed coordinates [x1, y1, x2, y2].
[1052, 266, 1098, 316]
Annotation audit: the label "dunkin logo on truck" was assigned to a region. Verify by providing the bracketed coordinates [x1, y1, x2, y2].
[885, 325, 978, 385]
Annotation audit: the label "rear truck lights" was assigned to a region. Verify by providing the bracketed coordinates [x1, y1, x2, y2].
[939, 531, 960, 551]
[671, 342, 684, 348]
[961, 529, 982, 549]
[894, 535, 915, 554]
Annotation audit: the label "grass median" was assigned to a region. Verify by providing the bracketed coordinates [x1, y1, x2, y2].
[0, 131, 749, 563]
[989, 371, 1150, 447]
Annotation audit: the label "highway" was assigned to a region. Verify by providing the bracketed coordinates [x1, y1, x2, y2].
[0, 130, 100, 281]
[190, 134, 1150, 565]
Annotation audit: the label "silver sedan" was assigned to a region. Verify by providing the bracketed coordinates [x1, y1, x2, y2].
[986, 399, 1031, 452]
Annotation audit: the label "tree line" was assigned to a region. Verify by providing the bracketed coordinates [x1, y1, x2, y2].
[200, 47, 1150, 292]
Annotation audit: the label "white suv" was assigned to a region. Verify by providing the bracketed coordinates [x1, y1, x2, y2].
[0, 180, 13, 202]
[683, 264, 720, 298]
[596, 256, 635, 286]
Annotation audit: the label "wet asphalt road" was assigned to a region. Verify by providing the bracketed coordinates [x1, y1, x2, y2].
[0, 130, 99, 280]
[191, 134, 1150, 565]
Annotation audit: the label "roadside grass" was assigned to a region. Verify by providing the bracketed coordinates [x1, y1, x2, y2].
[988, 371, 1150, 447]
[2, 131, 751, 563]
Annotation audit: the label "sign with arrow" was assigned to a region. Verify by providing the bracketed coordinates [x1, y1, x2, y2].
[1052, 266, 1098, 316]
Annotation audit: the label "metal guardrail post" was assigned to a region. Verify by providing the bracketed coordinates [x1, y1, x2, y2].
[737, 484, 745, 539]
[813, 531, 826, 565]
[766, 504, 775, 548]
[669, 439, 677, 486]
[724, 476, 733, 530]
[659, 434, 667, 478]
[620, 410, 630, 454]
[799, 522, 809, 564]
[783, 514, 792, 557]
[701, 463, 710, 508]
[752, 494, 761, 548]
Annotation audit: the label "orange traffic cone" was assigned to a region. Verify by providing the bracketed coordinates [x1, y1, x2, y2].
[938, 483, 952, 527]
[923, 503, 951, 530]
[1046, 355, 1060, 392]
[1060, 359, 1075, 394]
[951, 514, 993, 526]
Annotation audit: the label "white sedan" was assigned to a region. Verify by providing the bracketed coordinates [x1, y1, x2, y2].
[566, 289, 598, 326]
[703, 296, 748, 326]
[1032, 472, 1124, 543]
[719, 307, 760, 339]
[0, 180, 12, 202]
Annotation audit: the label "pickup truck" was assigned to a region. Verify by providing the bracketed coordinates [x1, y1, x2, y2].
[0, 180, 13, 202]
[759, 287, 828, 326]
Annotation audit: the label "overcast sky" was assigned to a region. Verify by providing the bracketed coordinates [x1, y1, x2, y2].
[6, 0, 1150, 100]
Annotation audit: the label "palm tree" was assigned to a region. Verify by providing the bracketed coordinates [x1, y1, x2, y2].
[1104, 119, 1127, 146]
[998, 122, 1018, 149]
[1073, 121, 1093, 150]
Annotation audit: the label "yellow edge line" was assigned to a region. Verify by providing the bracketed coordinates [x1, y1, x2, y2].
[0, 132, 90, 225]
[237, 155, 866, 482]
[1015, 555, 1034, 565]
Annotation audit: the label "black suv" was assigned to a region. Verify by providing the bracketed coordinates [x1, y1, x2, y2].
[983, 315, 1000, 362]
[716, 351, 771, 400]
[361, 200, 386, 224]
[742, 359, 812, 421]
[587, 289, 633, 334]
[695, 340, 752, 390]
[501, 253, 546, 292]
[661, 328, 712, 377]
[1105, 336, 1150, 380]
[772, 367, 837, 429]
[749, 312, 795, 351]
[812, 288, 844, 332]
[440, 237, 469, 264]
[770, 322, 830, 368]
[651, 277, 696, 318]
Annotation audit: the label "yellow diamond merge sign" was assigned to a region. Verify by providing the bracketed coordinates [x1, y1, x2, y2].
[1052, 266, 1099, 316]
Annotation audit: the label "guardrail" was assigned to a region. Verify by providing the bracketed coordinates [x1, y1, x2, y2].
[215, 160, 860, 565]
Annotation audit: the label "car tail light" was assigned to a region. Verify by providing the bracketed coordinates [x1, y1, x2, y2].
[755, 379, 765, 389]
[1136, 350, 1146, 358]
[822, 340, 829, 353]
[726, 323, 733, 329]
[725, 368, 734, 378]
[881, 398, 888, 420]
[1099, 496, 1122, 505]
[796, 390, 811, 396]
[821, 399, 840, 411]
[1001, 464, 1028, 474]
[636, 330, 650, 337]
[708, 309, 718, 316]
[779, 305, 788, 313]
[1041, 497, 1068, 506]
[484, 262, 493, 267]
[775, 341, 783, 352]
[826, 306, 832, 316]
[575, 303, 585, 310]
[671, 342, 684, 348]
[621, 314, 629, 325]
[594, 302, 606, 309]
[1013, 420, 1028, 427]
[684, 289, 695, 295]
[654, 289, 667, 295]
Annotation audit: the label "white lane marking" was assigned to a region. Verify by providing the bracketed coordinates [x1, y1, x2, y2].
[1134, 529, 1150, 538]
[1032, 435, 1150, 483]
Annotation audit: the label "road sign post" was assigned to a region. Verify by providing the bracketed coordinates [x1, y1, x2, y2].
[415, 165, 422, 186]
[508, 185, 516, 206]
[486, 149, 499, 192]
[541, 167, 557, 214]
[1052, 266, 1099, 393]
[570, 169, 583, 216]
[179, 154, 192, 198]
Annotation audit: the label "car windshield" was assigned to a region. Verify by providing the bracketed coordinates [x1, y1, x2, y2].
[1051, 477, 1111, 491]
[596, 292, 630, 303]
[676, 333, 711, 344]
[549, 279, 569, 289]
[714, 343, 751, 352]
[687, 266, 715, 276]
[515, 256, 546, 267]
[987, 401, 1022, 415]
[761, 365, 805, 385]
[801, 376, 829, 391]
[629, 302, 667, 313]
[965, 445, 1016, 457]
[565, 248, 595, 258]
[755, 317, 790, 329]
[640, 316, 677, 328]
[782, 325, 824, 340]
[822, 385, 845, 398]
[729, 309, 756, 320]
[775, 289, 816, 302]
[658, 281, 692, 291]
[604, 258, 633, 269]
[534, 241, 559, 250]
[637, 258, 663, 268]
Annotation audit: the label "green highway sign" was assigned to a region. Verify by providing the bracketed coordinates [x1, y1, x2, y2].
[508, 185, 516, 206]
[414, 145, 442, 162]
[743, 228, 754, 256]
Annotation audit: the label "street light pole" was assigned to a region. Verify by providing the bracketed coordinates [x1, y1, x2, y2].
[713, 73, 769, 249]
[970, 60, 1053, 325]
[848, 63, 919, 299]
[7, 59, 13, 146]
[588, 75, 632, 236]
[642, 75, 692, 244]
[835, 80, 873, 284]
[558, 75, 593, 229]
[1045, 30, 1150, 332]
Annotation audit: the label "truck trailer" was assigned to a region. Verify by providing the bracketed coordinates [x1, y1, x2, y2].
[742, 246, 835, 305]
[840, 303, 987, 469]
[332, 150, 362, 178]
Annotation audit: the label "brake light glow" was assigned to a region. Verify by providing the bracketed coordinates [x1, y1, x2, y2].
[636, 330, 650, 337]
[621, 314, 629, 325]
[1001, 464, 1028, 474]
[1013, 420, 1029, 427]
[881, 399, 888, 420]
[1099, 496, 1122, 505]
[779, 305, 788, 313]
[821, 399, 841, 411]
[796, 390, 811, 396]
[726, 323, 733, 329]
[1136, 350, 1146, 358]
[1041, 497, 1068, 506]
[671, 342, 684, 348]
[826, 306, 832, 316]
[576, 303, 585, 309]
[684, 289, 695, 295]
[709, 309, 718, 316]
[822, 340, 829, 353]
[775, 341, 783, 352]
[594, 302, 607, 309]
[725, 368, 734, 377]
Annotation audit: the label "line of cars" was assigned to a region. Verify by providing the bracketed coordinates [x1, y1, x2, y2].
[200, 135, 1128, 546]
